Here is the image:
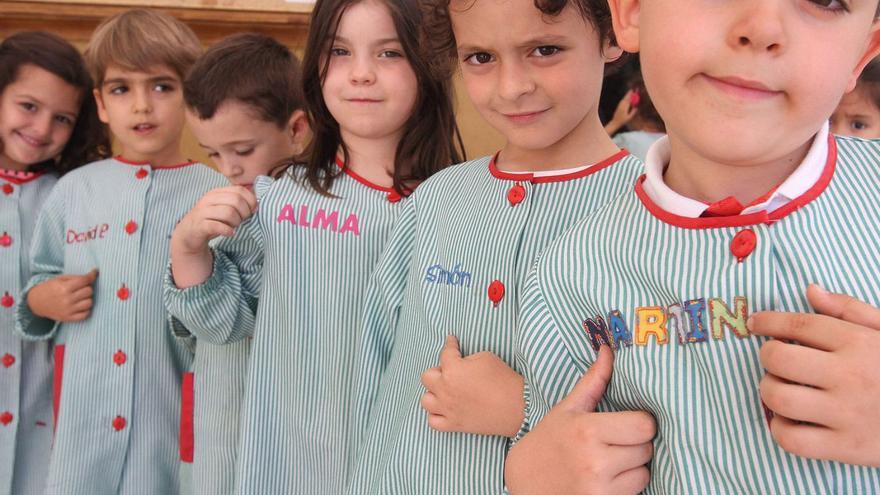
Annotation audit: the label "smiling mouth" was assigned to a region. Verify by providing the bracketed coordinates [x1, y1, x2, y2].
[347, 98, 383, 104]
[15, 131, 47, 148]
[702, 74, 782, 100]
[503, 109, 549, 123]
[133, 123, 157, 133]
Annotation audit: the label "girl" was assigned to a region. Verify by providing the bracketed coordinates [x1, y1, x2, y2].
[349, 0, 643, 491]
[163, 0, 464, 492]
[0, 31, 108, 495]
[831, 58, 880, 139]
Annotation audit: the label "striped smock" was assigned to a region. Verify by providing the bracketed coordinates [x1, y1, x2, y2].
[351, 152, 642, 494]
[516, 135, 880, 494]
[14, 157, 226, 494]
[0, 170, 57, 495]
[163, 165, 406, 494]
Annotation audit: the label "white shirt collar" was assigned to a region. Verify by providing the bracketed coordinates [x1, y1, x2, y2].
[642, 121, 830, 218]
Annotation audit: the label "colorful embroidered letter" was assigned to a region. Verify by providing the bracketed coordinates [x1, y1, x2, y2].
[583, 316, 612, 351]
[709, 297, 750, 339]
[682, 298, 709, 343]
[607, 310, 632, 349]
[635, 306, 668, 346]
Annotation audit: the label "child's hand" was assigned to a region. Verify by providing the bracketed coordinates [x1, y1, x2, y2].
[604, 90, 639, 136]
[172, 186, 257, 256]
[419, 335, 525, 437]
[749, 284, 880, 467]
[505, 346, 655, 495]
[27, 269, 98, 322]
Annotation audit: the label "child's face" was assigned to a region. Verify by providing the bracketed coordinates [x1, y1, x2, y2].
[321, 0, 418, 146]
[0, 64, 81, 170]
[186, 101, 308, 190]
[94, 64, 186, 163]
[611, 0, 880, 167]
[451, 0, 618, 159]
[830, 87, 880, 139]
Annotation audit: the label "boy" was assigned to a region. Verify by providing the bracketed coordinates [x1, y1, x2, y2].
[14, 9, 226, 494]
[171, 32, 308, 495]
[507, 0, 880, 493]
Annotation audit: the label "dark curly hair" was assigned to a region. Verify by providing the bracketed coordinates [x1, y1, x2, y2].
[0, 31, 110, 174]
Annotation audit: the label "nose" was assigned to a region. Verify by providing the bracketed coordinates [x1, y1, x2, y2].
[217, 156, 243, 179]
[132, 86, 153, 114]
[31, 112, 54, 141]
[727, 1, 787, 55]
[350, 54, 377, 85]
[497, 60, 536, 101]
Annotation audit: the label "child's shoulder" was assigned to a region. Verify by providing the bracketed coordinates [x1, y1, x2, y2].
[411, 156, 492, 197]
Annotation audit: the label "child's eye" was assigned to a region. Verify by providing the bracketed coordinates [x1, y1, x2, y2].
[532, 46, 561, 57]
[18, 102, 37, 112]
[235, 148, 255, 157]
[207, 152, 220, 159]
[379, 50, 404, 58]
[806, 0, 849, 12]
[330, 47, 350, 56]
[464, 52, 494, 66]
[852, 120, 869, 130]
[109, 86, 128, 95]
[54, 115, 75, 126]
[154, 84, 175, 93]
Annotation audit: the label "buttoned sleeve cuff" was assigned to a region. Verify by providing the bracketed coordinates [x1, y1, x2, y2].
[15, 274, 61, 341]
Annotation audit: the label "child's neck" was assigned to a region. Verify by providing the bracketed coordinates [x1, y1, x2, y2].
[0, 153, 29, 172]
[497, 114, 620, 173]
[118, 140, 186, 167]
[663, 134, 812, 205]
[340, 131, 397, 188]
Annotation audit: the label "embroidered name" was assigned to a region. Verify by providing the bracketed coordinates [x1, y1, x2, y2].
[276, 204, 360, 236]
[66, 223, 109, 244]
[424, 263, 472, 287]
[583, 296, 750, 351]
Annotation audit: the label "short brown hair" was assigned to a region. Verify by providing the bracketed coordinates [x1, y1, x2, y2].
[84, 9, 201, 86]
[857, 57, 880, 110]
[424, 0, 617, 74]
[184, 33, 304, 129]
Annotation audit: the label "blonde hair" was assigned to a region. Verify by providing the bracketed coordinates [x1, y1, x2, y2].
[84, 9, 201, 86]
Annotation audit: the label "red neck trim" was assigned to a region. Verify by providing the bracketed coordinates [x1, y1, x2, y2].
[635, 134, 837, 229]
[115, 155, 197, 169]
[488, 150, 629, 184]
[335, 157, 408, 201]
[0, 169, 44, 185]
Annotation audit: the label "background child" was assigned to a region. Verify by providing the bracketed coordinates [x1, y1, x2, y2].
[14, 10, 227, 494]
[831, 57, 880, 139]
[348, 0, 642, 491]
[508, 0, 880, 493]
[163, 0, 463, 492]
[0, 30, 108, 495]
[606, 72, 665, 161]
[173, 32, 309, 495]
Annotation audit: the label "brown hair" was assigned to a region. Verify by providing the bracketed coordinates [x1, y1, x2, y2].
[293, 0, 465, 197]
[424, 0, 617, 73]
[84, 9, 202, 86]
[185, 33, 304, 128]
[0, 31, 110, 174]
[856, 57, 880, 110]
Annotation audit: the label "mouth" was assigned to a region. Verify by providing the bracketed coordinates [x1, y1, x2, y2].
[702, 74, 782, 100]
[502, 109, 549, 124]
[132, 123, 158, 135]
[14, 131, 48, 149]
[346, 98, 383, 104]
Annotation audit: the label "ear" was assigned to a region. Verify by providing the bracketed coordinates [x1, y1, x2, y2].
[287, 109, 311, 154]
[846, 21, 880, 92]
[93, 88, 110, 125]
[608, 0, 641, 53]
[603, 43, 624, 63]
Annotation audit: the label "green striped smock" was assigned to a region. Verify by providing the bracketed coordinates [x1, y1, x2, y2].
[0, 171, 57, 495]
[351, 152, 642, 494]
[14, 158, 227, 494]
[516, 135, 880, 494]
[163, 166, 406, 494]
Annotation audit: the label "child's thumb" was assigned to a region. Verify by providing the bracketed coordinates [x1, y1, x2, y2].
[564, 345, 613, 413]
[807, 283, 880, 331]
[85, 268, 99, 283]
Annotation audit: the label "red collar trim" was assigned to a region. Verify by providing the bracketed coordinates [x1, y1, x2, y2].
[634, 134, 837, 229]
[335, 157, 408, 201]
[115, 155, 197, 169]
[488, 150, 629, 184]
[0, 169, 44, 185]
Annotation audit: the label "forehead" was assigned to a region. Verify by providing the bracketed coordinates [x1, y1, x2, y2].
[335, 0, 398, 40]
[4, 64, 82, 114]
[449, 0, 589, 48]
[187, 101, 280, 147]
[836, 88, 880, 113]
[103, 63, 180, 83]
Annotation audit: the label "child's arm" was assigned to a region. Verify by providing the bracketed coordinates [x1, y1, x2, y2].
[27, 269, 98, 322]
[604, 89, 638, 136]
[749, 284, 880, 467]
[420, 335, 525, 437]
[163, 185, 263, 345]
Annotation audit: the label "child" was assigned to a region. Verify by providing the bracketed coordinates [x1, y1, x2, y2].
[173, 32, 309, 495]
[0, 31, 108, 495]
[162, 0, 463, 492]
[14, 10, 227, 494]
[507, 0, 880, 493]
[608, 73, 665, 161]
[348, 0, 643, 491]
[831, 58, 880, 139]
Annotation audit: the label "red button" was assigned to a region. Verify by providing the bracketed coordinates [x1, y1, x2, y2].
[112, 415, 126, 431]
[488, 280, 505, 307]
[0, 232, 12, 247]
[117, 284, 130, 301]
[387, 191, 402, 203]
[507, 183, 526, 206]
[135, 168, 148, 179]
[124, 221, 138, 235]
[1, 353, 14, 368]
[0, 412, 12, 426]
[1, 184, 13, 195]
[113, 350, 127, 366]
[1, 292, 13, 308]
[731, 229, 757, 262]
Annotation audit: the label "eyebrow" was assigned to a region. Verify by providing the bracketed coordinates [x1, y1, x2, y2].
[333, 35, 402, 46]
[198, 139, 255, 149]
[457, 35, 571, 54]
[102, 76, 178, 87]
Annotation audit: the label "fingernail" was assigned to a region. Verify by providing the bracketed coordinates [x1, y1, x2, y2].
[813, 284, 827, 295]
[746, 316, 754, 329]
